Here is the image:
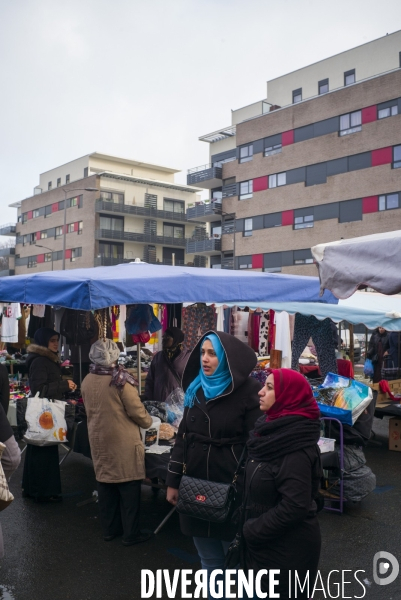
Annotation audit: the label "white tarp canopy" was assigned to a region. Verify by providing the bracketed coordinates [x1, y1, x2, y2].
[311, 230, 401, 299]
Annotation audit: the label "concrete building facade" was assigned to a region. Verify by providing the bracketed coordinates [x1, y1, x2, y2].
[2, 153, 212, 275]
[187, 31, 401, 274]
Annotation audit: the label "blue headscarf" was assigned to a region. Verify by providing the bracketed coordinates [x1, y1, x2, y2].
[184, 333, 232, 408]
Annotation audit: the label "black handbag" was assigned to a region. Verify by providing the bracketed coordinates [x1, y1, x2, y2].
[381, 357, 401, 381]
[176, 427, 247, 523]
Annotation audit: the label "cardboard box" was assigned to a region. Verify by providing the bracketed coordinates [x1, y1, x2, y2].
[389, 418, 401, 452]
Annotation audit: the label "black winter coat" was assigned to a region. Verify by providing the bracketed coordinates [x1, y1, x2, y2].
[367, 329, 389, 383]
[26, 344, 70, 399]
[0, 364, 10, 415]
[165, 331, 262, 540]
[243, 445, 321, 598]
[143, 349, 191, 402]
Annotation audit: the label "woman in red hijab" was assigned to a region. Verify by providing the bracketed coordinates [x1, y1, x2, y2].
[242, 369, 322, 599]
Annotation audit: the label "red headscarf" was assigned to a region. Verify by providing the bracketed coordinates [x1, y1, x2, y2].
[265, 368, 320, 421]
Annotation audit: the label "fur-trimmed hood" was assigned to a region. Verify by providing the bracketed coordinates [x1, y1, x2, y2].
[26, 344, 60, 366]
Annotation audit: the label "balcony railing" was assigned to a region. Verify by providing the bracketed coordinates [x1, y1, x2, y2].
[95, 256, 195, 267]
[0, 223, 17, 236]
[186, 237, 221, 254]
[95, 229, 186, 247]
[221, 258, 234, 269]
[222, 183, 237, 198]
[0, 247, 15, 257]
[186, 200, 222, 221]
[187, 165, 223, 188]
[95, 199, 188, 222]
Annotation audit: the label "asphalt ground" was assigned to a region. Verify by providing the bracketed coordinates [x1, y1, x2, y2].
[0, 416, 400, 600]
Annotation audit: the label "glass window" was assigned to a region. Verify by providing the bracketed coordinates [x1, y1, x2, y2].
[379, 194, 399, 211]
[28, 256, 37, 268]
[163, 199, 185, 214]
[78, 221, 83, 234]
[318, 80, 329, 94]
[292, 88, 302, 103]
[244, 218, 253, 237]
[163, 224, 184, 238]
[99, 216, 124, 231]
[339, 110, 362, 136]
[48, 182, 52, 190]
[239, 145, 253, 163]
[269, 174, 277, 188]
[294, 215, 314, 230]
[44, 253, 52, 262]
[269, 173, 286, 188]
[211, 225, 221, 238]
[33, 209, 40, 218]
[393, 145, 401, 168]
[239, 180, 253, 200]
[99, 242, 123, 259]
[67, 223, 74, 233]
[40, 231, 47, 239]
[66, 174, 70, 184]
[264, 144, 282, 157]
[71, 248, 82, 261]
[57, 178, 61, 187]
[55, 226, 63, 238]
[68, 195, 80, 208]
[344, 70, 355, 86]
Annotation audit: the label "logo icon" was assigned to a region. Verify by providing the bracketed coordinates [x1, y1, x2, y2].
[373, 551, 399, 585]
[196, 494, 206, 502]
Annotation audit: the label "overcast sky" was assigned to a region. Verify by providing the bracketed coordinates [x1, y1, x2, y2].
[0, 0, 400, 225]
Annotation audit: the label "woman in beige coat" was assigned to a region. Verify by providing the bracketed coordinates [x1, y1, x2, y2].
[81, 339, 152, 546]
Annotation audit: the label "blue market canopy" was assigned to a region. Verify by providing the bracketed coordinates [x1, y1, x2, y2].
[0, 262, 336, 311]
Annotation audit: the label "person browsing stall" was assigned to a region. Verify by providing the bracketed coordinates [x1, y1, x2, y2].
[166, 331, 261, 599]
[243, 369, 322, 599]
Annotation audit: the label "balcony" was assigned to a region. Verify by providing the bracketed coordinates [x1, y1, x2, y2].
[222, 183, 237, 198]
[0, 269, 15, 277]
[186, 236, 221, 255]
[0, 247, 15, 257]
[95, 256, 202, 267]
[95, 199, 190, 223]
[186, 200, 222, 222]
[221, 257, 234, 269]
[95, 229, 186, 247]
[0, 223, 17, 236]
[187, 164, 223, 189]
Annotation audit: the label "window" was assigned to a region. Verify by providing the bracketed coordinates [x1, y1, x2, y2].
[339, 110, 361, 136]
[100, 191, 124, 204]
[67, 223, 75, 233]
[66, 174, 70, 184]
[239, 180, 253, 200]
[318, 79, 329, 95]
[394, 145, 401, 169]
[269, 172, 286, 188]
[344, 69, 355, 86]
[55, 226, 63, 238]
[99, 242, 123, 259]
[239, 144, 253, 163]
[44, 253, 52, 262]
[83, 167, 88, 178]
[379, 193, 399, 211]
[163, 199, 185, 214]
[67, 195, 80, 208]
[244, 218, 253, 237]
[211, 224, 221, 238]
[238, 255, 252, 269]
[99, 215, 124, 231]
[264, 144, 282, 157]
[294, 258, 314, 265]
[163, 224, 184, 239]
[28, 233, 35, 245]
[48, 182, 52, 191]
[292, 88, 302, 103]
[78, 221, 83, 234]
[378, 105, 398, 119]
[33, 209, 40, 218]
[57, 178, 61, 187]
[294, 215, 314, 229]
[213, 156, 236, 167]
[71, 248, 82, 262]
[40, 231, 47, 239]
[28, 256, 37, 268]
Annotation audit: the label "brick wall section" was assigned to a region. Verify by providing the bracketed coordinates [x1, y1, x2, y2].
[235, 70, 401, 146]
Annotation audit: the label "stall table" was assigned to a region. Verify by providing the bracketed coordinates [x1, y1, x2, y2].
[299, 359, 354, 379]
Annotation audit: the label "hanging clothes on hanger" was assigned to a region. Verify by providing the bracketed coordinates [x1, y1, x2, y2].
[274, 311, 292, 369]
[182, 304, 216, 351]
[291, 314, 338, 378]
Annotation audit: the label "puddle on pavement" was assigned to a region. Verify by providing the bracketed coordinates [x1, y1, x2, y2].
[0, 586, 15, 600]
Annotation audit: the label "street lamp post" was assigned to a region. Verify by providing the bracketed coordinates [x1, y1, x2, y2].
[62, 187, 98, 270]
[35, 244, 54, 271]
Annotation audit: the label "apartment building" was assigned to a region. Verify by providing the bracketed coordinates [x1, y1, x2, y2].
[1, 153, 211, 275]
[187, 30, 401, 274]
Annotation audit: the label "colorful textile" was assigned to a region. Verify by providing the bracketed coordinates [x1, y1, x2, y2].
[182, 304, 216, 351]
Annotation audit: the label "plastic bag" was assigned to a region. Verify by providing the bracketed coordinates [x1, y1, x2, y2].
[143, 401, 167, 422]
[165, 388, 184, 428]
[24, 393, 68, 446]
[316, 373, 373, 426]
[363, 359, 374, 377]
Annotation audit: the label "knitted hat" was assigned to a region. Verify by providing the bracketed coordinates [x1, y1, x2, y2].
[89, 339, 120, 366]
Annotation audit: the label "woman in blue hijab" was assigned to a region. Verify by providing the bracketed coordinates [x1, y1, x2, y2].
[166, 331, 262, 599]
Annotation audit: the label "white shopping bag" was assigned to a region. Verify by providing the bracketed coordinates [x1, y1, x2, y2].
[24, 393, 68, 446]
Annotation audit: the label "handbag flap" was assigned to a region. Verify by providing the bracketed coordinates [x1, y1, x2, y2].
[179, 477, 232, 509]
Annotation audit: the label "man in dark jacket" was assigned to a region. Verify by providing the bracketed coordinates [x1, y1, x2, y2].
[143, 327, 190, 402]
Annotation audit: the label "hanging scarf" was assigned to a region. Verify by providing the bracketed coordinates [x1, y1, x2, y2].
[184, 333, 232, 408]
[247, 414, 321, 460]
[265, 368, 320, 421]
[89, 364, 138, 388]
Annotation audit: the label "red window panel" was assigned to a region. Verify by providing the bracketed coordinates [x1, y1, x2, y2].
[253, 176, 268, 192]
[371, 147, 392, 167]
[282, 210, 294, 226]
[37, 254, 45, 264]
[252, 254, 263, 269]
[27, 211, 33, 220]
[362, 196, 378, 214]
[74, 222, 79, 232]
[65, 249, 72, 259]
[361, 105, 377, 124]
[52, 203, 59, 213]
[282, 130, 294, 146]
